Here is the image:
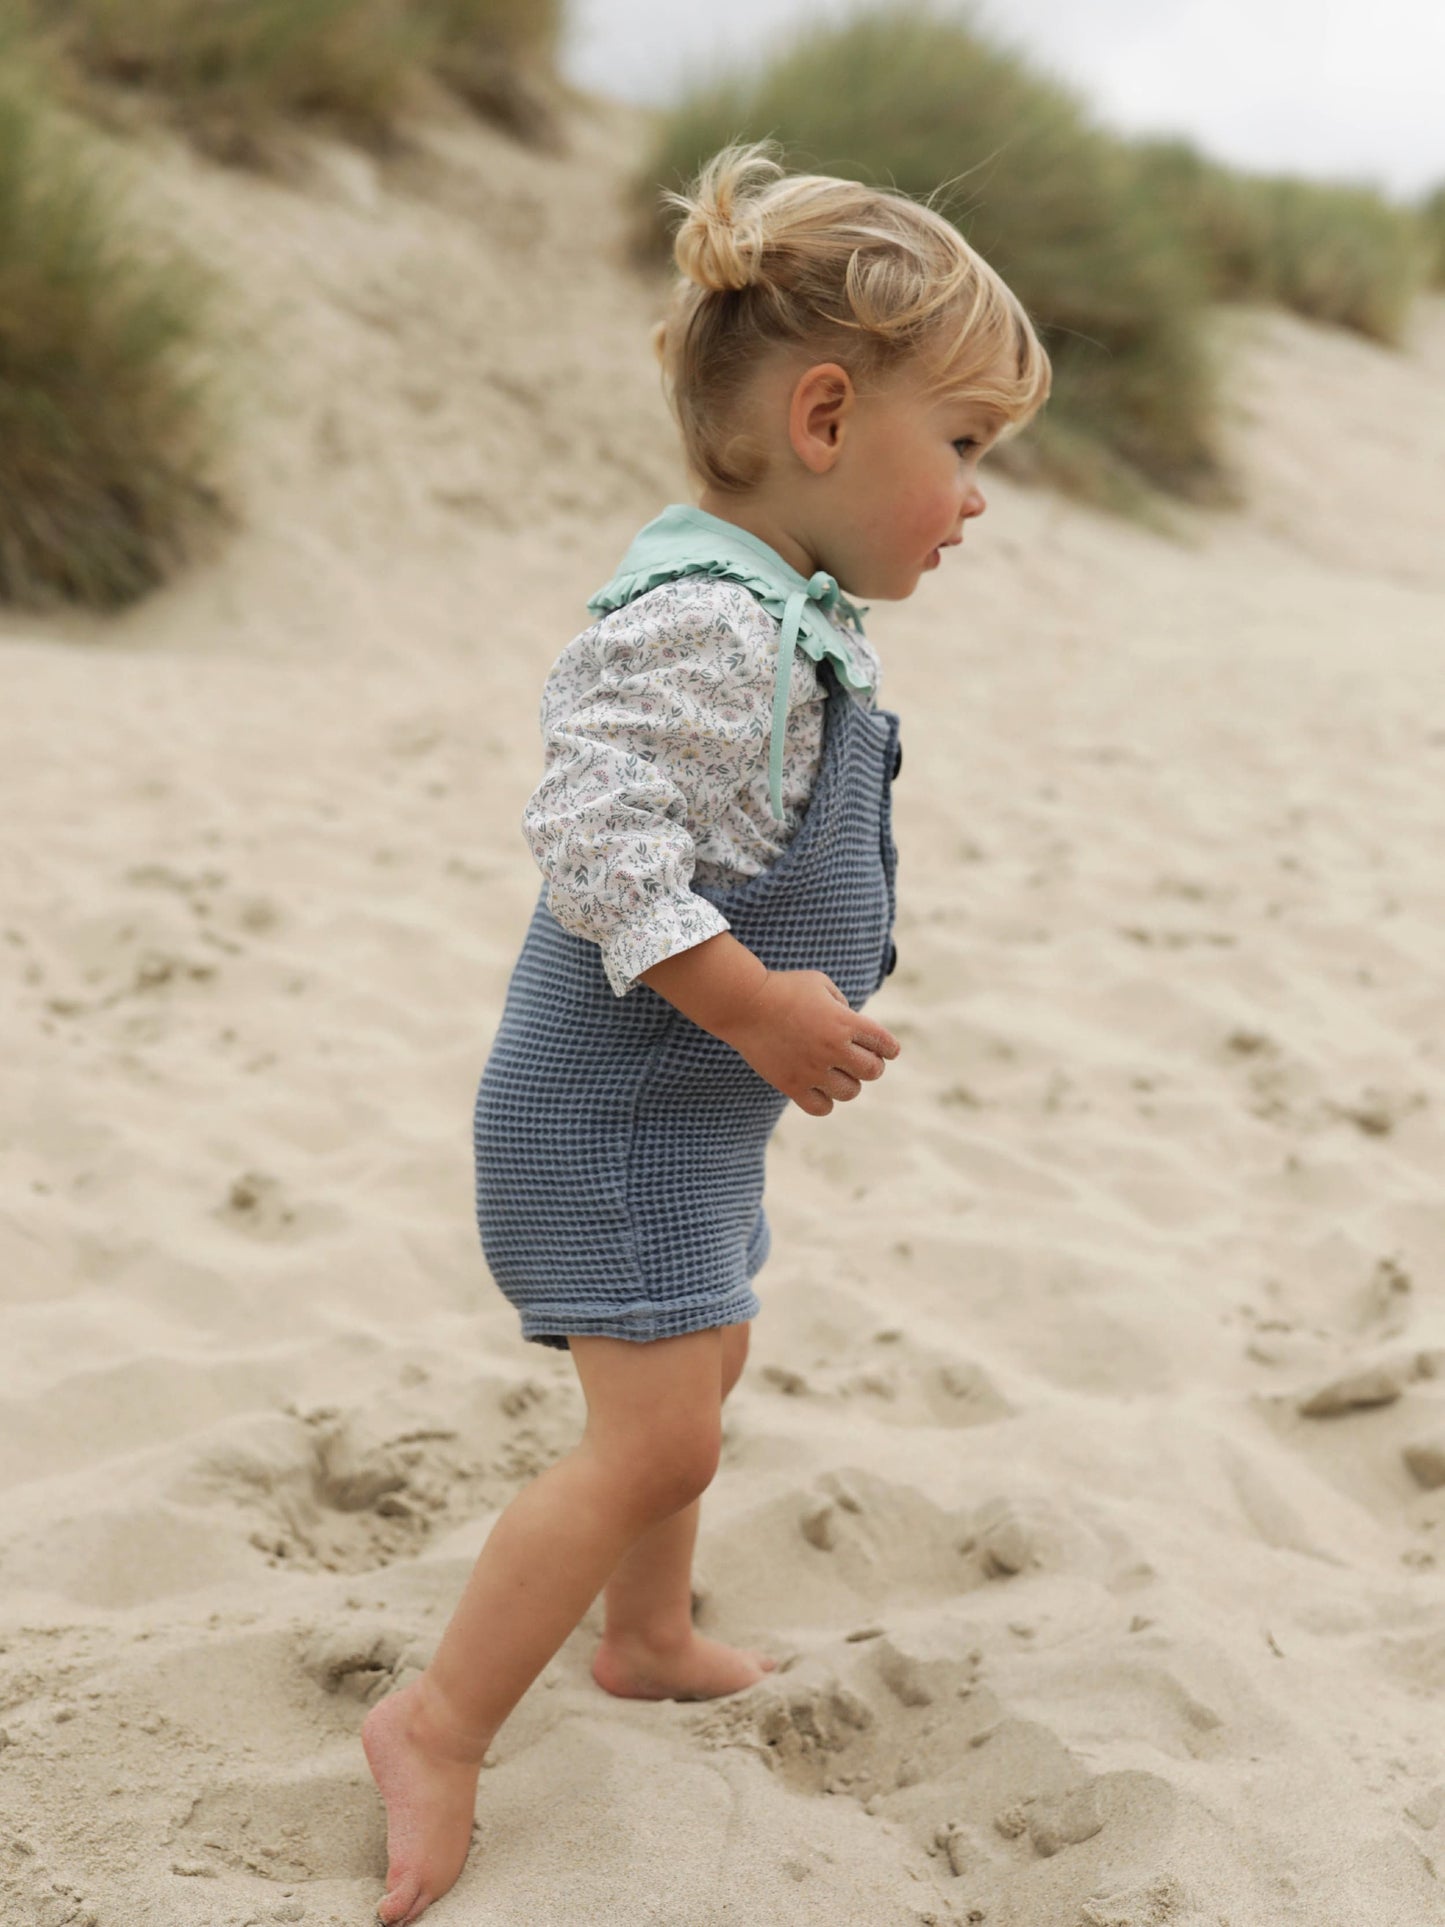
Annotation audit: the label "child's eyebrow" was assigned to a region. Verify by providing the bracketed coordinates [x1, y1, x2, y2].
[950, 403, 1007, 434]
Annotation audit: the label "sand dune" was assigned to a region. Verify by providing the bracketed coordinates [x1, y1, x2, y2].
[3, 85, 1445, 1927]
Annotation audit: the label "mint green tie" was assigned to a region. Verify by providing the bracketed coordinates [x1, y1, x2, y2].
[769, 569, 845, 824]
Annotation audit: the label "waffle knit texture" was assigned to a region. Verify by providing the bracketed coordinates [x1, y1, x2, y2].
[473, 656, 902, 1350]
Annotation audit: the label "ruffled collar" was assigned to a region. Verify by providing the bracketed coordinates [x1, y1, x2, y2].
[586, 504, 874, 825]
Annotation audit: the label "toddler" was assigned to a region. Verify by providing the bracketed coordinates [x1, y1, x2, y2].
[362, 136, 1051, 1923]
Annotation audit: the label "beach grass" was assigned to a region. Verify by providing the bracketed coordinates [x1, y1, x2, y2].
[0, 27, 228, 609]
[1419, 184, 1445, 288]
[0, 0, 571, 611]
[629, 0, 1230, 520]
[20, 0, 569, 165]
[633, 0, 1434, 518]
[1130, 138, 1430, 345]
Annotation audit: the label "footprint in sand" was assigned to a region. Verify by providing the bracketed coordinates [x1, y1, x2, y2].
[686, 1628, 1187, 1919]
[179, 1404, 479, 1574]
[791, 1469, 1084, 1597]
[761, 1330, 1013, 1430]
[0, 1823, 99, 1927]
[213, 1169, 346, 1242]
[685, 1635, 985, 1800]
[1079, 1872, 1189, 1925]
[302, 1617, 429, 1705]
[168, 1768, 382, 1887]
[179, 1379, 577, 1575]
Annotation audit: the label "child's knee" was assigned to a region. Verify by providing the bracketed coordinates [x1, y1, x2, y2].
[593, 1423, 721, 1522]
[571, 1327, 726, 1514]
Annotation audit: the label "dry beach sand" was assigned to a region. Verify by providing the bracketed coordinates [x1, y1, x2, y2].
[3, 83, 1445, 1927]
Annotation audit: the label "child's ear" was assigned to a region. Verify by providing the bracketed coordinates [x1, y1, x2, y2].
[789, 362, 854, 473]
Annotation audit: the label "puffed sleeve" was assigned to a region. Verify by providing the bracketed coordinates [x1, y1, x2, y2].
[521, 580, 770, 999]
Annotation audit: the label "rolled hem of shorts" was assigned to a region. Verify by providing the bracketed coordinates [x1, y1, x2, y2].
[519, 1280, 763, 1350]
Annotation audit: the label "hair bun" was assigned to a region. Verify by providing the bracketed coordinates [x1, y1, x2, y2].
[675, 204, 764, 293]
[661, 141, 785, 294]
[651, 139, 1052, 503]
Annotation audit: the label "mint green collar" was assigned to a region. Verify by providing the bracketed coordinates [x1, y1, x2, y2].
[586, 503, 872, 825]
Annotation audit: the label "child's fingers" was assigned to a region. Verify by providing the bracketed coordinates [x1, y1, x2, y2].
[844, 1038, 892, 1077]
[855, 1026, 901, 1059]
[816, 976, 902, 1061]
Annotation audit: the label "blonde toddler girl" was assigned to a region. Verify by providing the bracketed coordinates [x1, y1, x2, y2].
[362, 136, 1051, 1924]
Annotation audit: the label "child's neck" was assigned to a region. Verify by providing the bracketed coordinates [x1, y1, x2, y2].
[693, 490, 820, 581]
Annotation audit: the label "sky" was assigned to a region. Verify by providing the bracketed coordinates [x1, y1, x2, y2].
[559, 0, 1444, 202]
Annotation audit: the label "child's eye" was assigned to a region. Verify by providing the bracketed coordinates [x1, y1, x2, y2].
[953, 437, 980, 456]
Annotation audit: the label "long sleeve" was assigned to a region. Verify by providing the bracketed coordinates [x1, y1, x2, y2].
[522, 580, 776, 999]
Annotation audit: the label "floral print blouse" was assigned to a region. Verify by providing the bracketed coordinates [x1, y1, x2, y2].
[521, 572, 883, 999]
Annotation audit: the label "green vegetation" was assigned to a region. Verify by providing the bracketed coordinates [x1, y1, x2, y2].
[632, 0, 1230, 520]
[0, 32, 228, 609]
[23, 0, 568, 165]
[1419, 184, 1445, 288]
[1, 0, 1433, 611]
[634, 0, 1436, 518]
[1131, 138, 1428, 344]
[426, 0, 568, 147]
[0, 0, 571, 612]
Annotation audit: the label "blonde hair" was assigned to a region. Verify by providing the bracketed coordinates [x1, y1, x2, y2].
[652, 138, 1052, 493]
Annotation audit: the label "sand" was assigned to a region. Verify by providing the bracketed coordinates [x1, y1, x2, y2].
[3, 82, 1445, 1927]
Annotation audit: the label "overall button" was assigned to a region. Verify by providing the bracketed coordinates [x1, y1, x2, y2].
[885, 940, 898, 977]
[891, 742, 903, 780]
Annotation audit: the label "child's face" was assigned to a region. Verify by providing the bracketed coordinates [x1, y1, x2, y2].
[742, 354, 1004, 601]
[825, 365, 1001, 600]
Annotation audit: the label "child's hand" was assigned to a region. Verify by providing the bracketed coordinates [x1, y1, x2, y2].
[719, 969, 901, 1116]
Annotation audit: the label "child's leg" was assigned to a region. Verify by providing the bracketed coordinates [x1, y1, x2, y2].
[362, 1326, 729, 1927]
[590, 1320, 777, 1699]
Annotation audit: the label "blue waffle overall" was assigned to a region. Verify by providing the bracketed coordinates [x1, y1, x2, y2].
[472, 654, 902, 1352]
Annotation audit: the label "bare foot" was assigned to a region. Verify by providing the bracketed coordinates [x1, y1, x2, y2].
[361, 1675, 491, 1925]
[591, 1632, 778, 1702]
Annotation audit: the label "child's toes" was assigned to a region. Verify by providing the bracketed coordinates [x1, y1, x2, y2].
[378, 1873, 423, 1925]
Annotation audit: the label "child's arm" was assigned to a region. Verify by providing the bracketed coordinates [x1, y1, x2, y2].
[641, 933, 900, 1118]
[522, 584, 898, 1110]
[522, 613, 736, 1003]
[636, 930, 767, 1036]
